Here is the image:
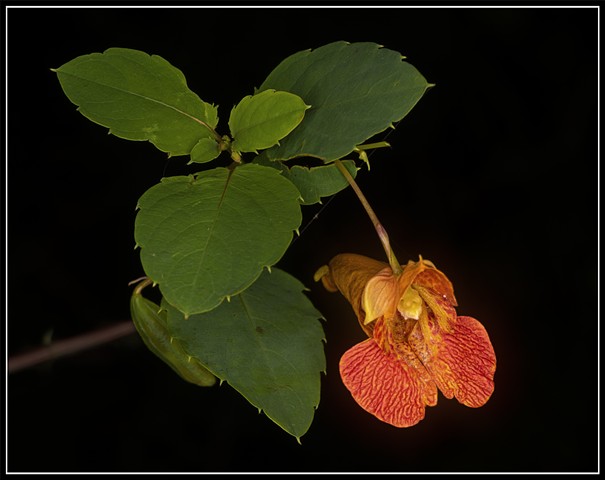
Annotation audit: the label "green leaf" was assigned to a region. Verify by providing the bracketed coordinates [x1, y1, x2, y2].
[130, 288, 216, 387]
[134, 163, 302, 316]
[257, 41, 430, 162]
[164, 268, 326, 440]
[189, 137, 220, 164]
[53, 47, 218, 156]
[255, 157, 358, 205]
[228, 89, 309, 153]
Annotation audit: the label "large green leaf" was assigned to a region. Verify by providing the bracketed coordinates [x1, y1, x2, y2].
[130, 289, 216, 387]
[164, 268, 326, 440]
[53, 47, 218, 156]
[229, 89, 309, 153]
[255, 157, 358, 205]
[257, 41, 430, 162]
[134, 164, 302, 316]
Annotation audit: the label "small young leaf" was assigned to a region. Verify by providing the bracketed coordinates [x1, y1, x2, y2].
[257, 41, 430, 162]
[189, 137, 220, 164]
[134, 164, 302, 316]
[130, 289, 216, 387]
[53, 47, 218, 156]
[255, 157, 358, 205]
[228, 89, 309, 153]
[164, 268, 326, 440]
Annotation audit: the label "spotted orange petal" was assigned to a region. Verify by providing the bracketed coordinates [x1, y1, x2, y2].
[414, 284, 457, 333]
[414, 268, 458, 306]
[339, 338, 438, 427]
[414, 315, 496, 407]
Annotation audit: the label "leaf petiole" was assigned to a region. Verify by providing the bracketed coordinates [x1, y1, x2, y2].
[129, 276, 154, 296]
[354, 141, 391, 151]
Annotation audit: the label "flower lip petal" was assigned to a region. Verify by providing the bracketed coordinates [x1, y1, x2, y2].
[414, 315, 496, 408]
[339, 337, 437, 428]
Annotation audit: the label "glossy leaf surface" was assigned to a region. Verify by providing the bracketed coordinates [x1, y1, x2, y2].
[134, 164, 302, 316]
[229, 89, 309, 153]
[165, 268, 326, 440]
[257, 41, 430, 162]
[53, 47, 218, 156]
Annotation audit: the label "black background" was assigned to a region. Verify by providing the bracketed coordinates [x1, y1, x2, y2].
[6, 5, 598, 473]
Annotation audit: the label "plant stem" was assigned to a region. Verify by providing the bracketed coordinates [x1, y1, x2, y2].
[8, 322, 136, 374]
[334, 159, 402, 275]
[9, 278, 152, 374]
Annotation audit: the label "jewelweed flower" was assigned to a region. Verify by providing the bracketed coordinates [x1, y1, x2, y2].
[315, 253, 496, 427]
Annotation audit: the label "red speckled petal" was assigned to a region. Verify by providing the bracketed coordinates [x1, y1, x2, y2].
[339, 338, 437, 427]
[414, 284, 457, 333]
[414, 268, 458, 306]
[417, 315, 496, 407]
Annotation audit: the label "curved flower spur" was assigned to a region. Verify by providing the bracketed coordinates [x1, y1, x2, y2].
[315, 253, 496, 427]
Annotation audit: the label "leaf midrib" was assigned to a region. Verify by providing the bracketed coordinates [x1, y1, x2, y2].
[186, 168, 235, 312]
[56, 69, 212, 131]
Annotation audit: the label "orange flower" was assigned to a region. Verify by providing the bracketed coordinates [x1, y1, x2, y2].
[315, 253, 496, 427]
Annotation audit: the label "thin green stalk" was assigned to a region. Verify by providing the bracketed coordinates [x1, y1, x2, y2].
[354, 141, 391, 151]
[334, 159, 402, 275]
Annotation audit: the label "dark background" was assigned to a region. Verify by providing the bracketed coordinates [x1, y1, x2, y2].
[6, 6, 598, 473]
